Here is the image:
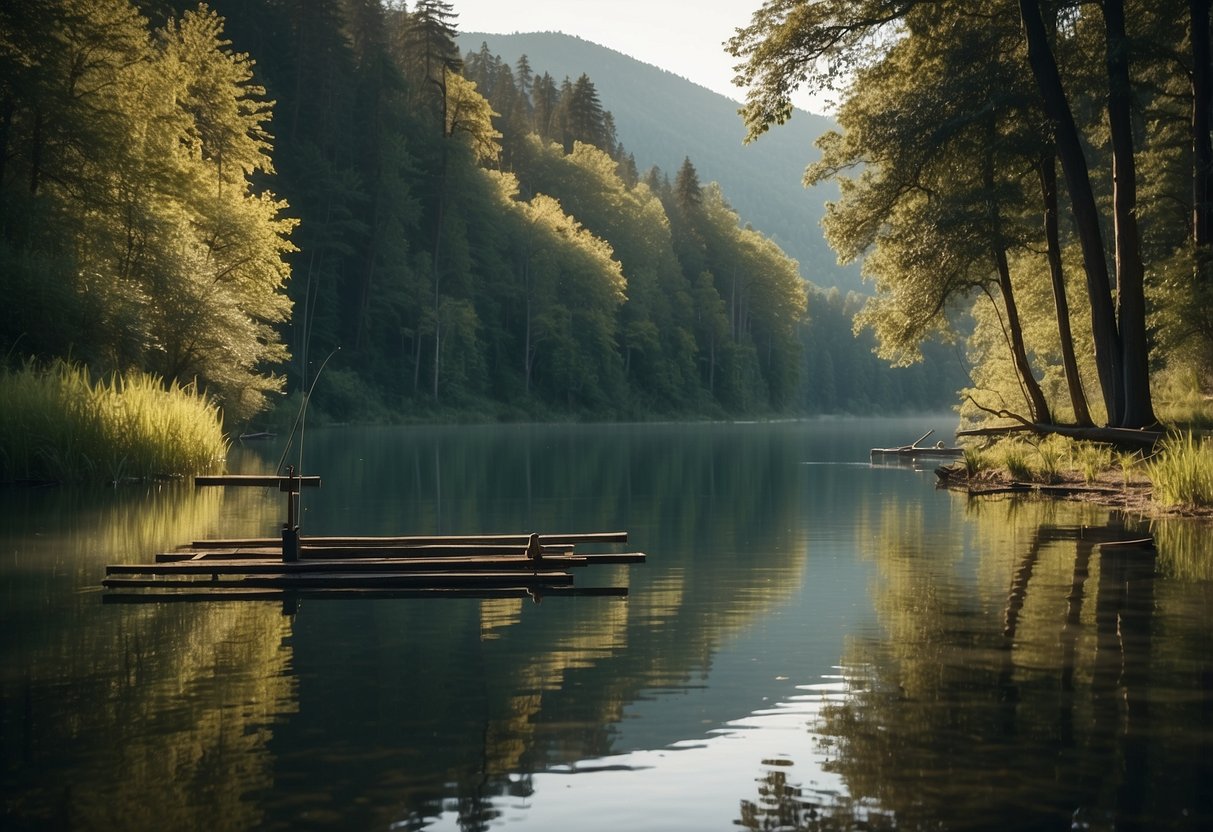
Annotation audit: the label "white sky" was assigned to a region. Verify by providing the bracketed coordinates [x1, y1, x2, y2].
[448, 0, 829, 113]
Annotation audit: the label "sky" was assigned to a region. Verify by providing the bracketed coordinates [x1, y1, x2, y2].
[447, 0, 830, 114]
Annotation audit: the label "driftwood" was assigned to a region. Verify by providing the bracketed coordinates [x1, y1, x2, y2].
[871, 429, 964, 459]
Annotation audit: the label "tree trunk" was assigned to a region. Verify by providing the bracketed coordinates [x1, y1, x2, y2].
[1103, 0, 1155, 428]
[412, 327, 421, 393]
[28, 107, 42, 195]
[984, 133, 1051, 424]
[432, 314, 440, 401]
[994, 241, 1053, 424]
[1038, 153, 1093, 426]
[1019, 0, 1122, 425]
[0, 95, 12, 209]
[524, 289, 533, 395]
[355, 246, 377, 353]
[1193, 0, 1213, 248]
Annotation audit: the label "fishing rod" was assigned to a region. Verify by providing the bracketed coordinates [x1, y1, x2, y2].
[275, 346, 340, 478]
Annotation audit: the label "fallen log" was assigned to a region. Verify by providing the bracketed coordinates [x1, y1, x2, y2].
[957, 422, 1164, 451]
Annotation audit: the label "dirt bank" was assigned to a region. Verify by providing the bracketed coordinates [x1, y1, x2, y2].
[934, 463, 1213, 518]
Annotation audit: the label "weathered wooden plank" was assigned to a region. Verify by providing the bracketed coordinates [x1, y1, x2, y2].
[195, 475, 321, 490]
[101, 585, 628, 603]
[102, 570, 576, 589]
[186, 531, 628, 549]
[575, 552, 647, 564]
[157, 543, 595, 563]
[157, 548, 278, 562]
[1099, 537, 1156, 550]
[301, 544, 533, 558]
[108, 554, 589, 576]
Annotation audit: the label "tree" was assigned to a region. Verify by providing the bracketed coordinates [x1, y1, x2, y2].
[562, 73, 607, 152]
[0, 0, 296, 424]
[729, 0, 1187, 429]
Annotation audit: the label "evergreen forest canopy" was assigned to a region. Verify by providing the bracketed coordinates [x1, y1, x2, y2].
[456, 31, 859, 293]
[0, 0, 962, 429]
[731, 0, 1213, 433]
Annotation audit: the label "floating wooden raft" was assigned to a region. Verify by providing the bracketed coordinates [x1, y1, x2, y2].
[104, 531, 644, 598]
[102, 472, 645, 600]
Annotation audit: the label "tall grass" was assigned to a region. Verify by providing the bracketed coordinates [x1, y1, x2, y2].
[1146, 432, 1213, 508]
[0, 360, 228, 482]
[1034, 435, 1066, 483]
[1074, 442, 1114, 484]
[998, 441, 1034, 481]
[962, 447, 987, 477]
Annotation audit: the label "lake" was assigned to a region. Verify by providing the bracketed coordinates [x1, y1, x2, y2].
[3, 417, 1213, 830]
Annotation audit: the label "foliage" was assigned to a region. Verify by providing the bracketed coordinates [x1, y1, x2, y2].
[1074, 442, 1113, 484]
[1151, 366, 1213, 429]
[730, 0, 1211, 429]
[0, 1, 295, 426]
[1147, 433, 1213, 508]
[2, 0, 969, 431]
[1034, 435, 1066, 483]
[1117, 451, 1140, 489]
[962, 446, 987, 477]
[0, 360, 227, 482]
[997, 441, 1035, 482]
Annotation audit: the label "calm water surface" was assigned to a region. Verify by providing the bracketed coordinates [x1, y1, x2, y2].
[3, 418, 1213, 830]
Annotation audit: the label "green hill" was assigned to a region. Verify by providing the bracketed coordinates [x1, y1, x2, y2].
[458, 31, 862, 292]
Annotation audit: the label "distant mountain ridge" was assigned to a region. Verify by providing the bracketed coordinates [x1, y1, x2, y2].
[458, 31, 862, 291]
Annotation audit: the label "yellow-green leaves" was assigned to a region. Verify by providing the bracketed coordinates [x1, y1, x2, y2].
[1, 1, 294, 425]
[445, 69, 501, 164]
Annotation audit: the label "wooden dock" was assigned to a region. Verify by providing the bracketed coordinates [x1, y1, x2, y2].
[102, 473, 645, 601]
[104, 531, 643, 598]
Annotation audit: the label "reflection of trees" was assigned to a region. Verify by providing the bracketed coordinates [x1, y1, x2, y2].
[1, 483, 292, 828]
[245, 423, 815, 829]
[801, 496, 1213, 830]
[738, 762, 895, 831]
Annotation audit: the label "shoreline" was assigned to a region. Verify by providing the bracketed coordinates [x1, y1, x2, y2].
[933, 464, 1213, 519]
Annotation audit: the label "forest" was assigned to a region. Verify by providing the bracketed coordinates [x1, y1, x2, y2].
[0, 0, 962, 430]
[29, 0, 1213, 435]
[732, 0, 1213, 434]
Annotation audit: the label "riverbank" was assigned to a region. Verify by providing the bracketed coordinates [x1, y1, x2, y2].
[934, 462, 1213, 518]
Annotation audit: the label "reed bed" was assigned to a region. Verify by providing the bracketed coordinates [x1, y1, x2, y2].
[0, 361, 228, 482]
[1146, 432, 1213, 508]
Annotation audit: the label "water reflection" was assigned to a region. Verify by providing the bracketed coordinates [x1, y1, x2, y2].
[0, 481, 291, 829]
[6, 420, 1213, 830]
[804, 496, 1213, 831]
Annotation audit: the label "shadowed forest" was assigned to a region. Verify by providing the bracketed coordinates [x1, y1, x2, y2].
[0, 0, 963, 430]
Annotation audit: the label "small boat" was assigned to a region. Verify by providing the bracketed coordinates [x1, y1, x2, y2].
[870, 429, 964, 461]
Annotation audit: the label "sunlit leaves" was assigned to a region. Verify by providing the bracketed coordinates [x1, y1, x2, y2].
[728, 0, 915, 141]
[445, 69, 501, 164]
[0, 1, 295, 425]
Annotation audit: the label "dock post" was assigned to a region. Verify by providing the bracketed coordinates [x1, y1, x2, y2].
[282, 465, 301, 562]
[282, 523, 299, 562]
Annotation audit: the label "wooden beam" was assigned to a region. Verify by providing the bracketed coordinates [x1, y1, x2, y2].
[102, 570, 576, 589]
[186, 531, 628, 549]
[195, 475, 321, 490]
[107, 556, 588, 576]
[102, 585, 628, 603]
